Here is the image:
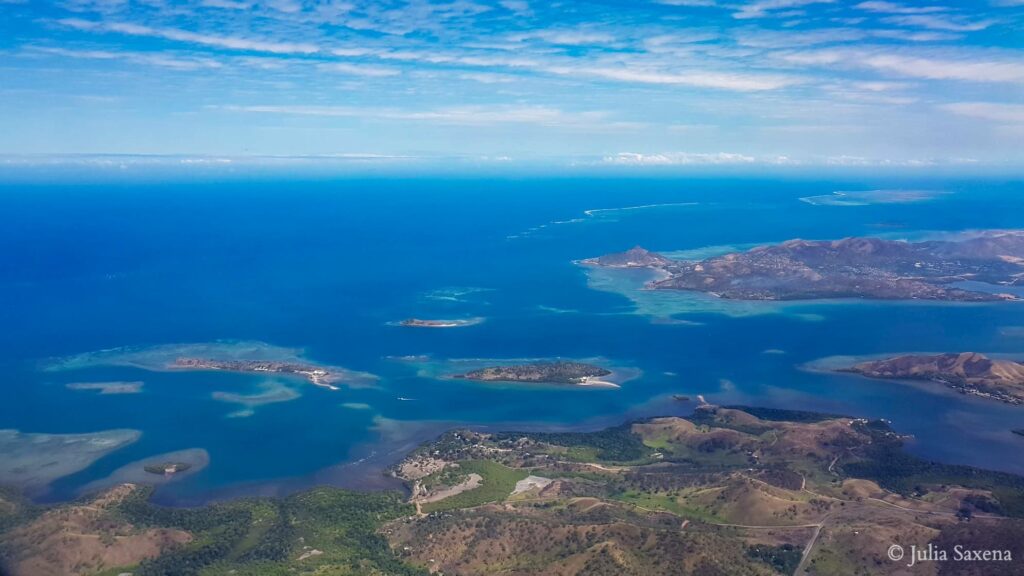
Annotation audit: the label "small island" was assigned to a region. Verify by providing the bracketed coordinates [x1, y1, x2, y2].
[839, 352, 1024, 405]
[582, 231, 1024, 301]
[144, 462, 192, 476]
[452, 361, 614, 386]
[583, 245, 674, 268]
[171, 358, 340, 389]
[398, 317, 483, 328]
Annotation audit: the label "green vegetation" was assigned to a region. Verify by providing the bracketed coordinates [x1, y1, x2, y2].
[746, 544, 802, 574]
[613, 490, 725, 523]
[421, 461, 529, 514]
[115, 486, 426, 575]
[687, 411, 773, 436]
[497, 423, 652, 462]
[0, 487, 36, 536]
[844, 421, 1024, 518]
[722, 405, 848, 423]
[420, 465, 469, 490]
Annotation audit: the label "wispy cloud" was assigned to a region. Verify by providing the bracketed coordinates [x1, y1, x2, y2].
[863, 53, 1024, 83]
[28, 46, 223, 70]
[57, 18, 321, 54]
[508, 29, 617, 46]
[732, 0, 835, 20]
[221, 104, 632, 129]
[782, 49, 1024, 84]
[605, 152, 759, 165]
[318, 62, 401, 77]
[557, 66, 801, 91]
[656, 0, 718, 6]
[855, 1, 947, 14]
[941, 102, 1024, 123]
[882, 14, 996, 32]
[5, 0, 1023, 164]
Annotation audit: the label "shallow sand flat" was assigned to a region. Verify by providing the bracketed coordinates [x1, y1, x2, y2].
[800, 189, 945, 206]
[48, 340, 304, 371]
[47, 340, 378, 388]
[583, 265, 790, 319]
[66, 380, 143, 394]
[212, 379, 301, 416]
[0, 428, 141, 493]
[78, 448, 210, 495]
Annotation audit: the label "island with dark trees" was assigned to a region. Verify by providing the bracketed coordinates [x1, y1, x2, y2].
[171, 358, 340, 389]
[839, 352, 1024, 405]
[582, 230, 1024, 301]
[452, 361, 613, 386]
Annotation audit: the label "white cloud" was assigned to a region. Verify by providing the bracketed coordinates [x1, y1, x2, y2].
[200, 0, 253, 8]
[222, 104, 623, 128]
[656, 0, 718, 6]
[782, 49, 1024, 84]
[869, 29, 961, 41]
[29, 46, 223, 70]
[458, 72, 517, 83]
[564, 66, 800, 91]
[732, 0, 834, 20]
[604, 152, 757, 165]
[863, 53, 1024, 82]
[854, 1, 947, 14]
[57, 18, 321, 54]
[850, 80, 913, 91]
[941, 102, 1024, 123]
[882, 14, 996, 32]
[319, 62, 400, 77]
[498, 0, 531, 14]
[508, 29, 616, 46]
[643, 32, 719, 51]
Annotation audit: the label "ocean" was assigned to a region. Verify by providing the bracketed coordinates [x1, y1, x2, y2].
[1, 175, 1023, 505]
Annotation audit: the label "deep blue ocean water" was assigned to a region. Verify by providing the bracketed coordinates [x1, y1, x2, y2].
[1, 176, 1023, 505]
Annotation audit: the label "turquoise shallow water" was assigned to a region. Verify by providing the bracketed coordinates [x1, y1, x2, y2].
[1, 176, 1023, 504]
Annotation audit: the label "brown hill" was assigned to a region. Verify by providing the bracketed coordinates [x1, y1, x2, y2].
[844, 352, 1024, 405]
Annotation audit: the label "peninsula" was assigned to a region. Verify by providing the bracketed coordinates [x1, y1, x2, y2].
[582, 230, 1024, 301]
[452, 361, 613, 386]
[171, 358, 340, 389]
[840, 352, 1024, 405]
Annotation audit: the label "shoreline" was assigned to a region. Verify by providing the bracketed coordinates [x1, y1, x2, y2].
[14, 391, 1024, 508]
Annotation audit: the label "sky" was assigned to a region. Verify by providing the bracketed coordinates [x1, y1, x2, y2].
[1, 0, 1023, 171]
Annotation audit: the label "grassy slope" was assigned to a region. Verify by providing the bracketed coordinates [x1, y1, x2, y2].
[421, 461, 529, 514]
